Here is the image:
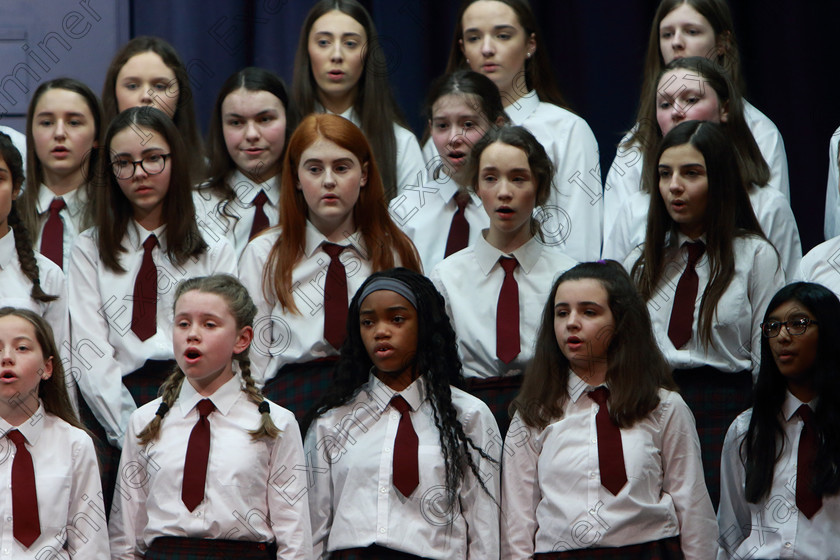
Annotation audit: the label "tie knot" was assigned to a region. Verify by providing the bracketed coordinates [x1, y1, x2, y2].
[587, 386, 610, 406]
[143, 234, 158, 252]
[684, 241, 705, 265]
[6, 429, 26, 447]
[798, 404, 815, 425]
[454, 191, 470, 211]
[49, 198, 66, 214]
[499, 256, 518, 275]
[196, 399, 215, 417]
[391, 395, 410, 415]
[322, 243, 346, 260]
[253, 190, 268, 206]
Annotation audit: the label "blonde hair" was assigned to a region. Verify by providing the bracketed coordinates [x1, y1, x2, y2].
[136, 275, 280, 444]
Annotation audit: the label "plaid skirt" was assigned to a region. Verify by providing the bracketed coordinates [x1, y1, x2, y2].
[464, 375, 523, 437]
[262, 358, 338, 420]
[534, 536, 683, 559]
[78, 359, 176, 516]
[673, 367, 752, 509]
[144, 537, 276, 559]
[330, 544, 429, 560]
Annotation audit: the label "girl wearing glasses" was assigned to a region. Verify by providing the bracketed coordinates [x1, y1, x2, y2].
[717, 282, 840, 560]
[67, 106, 235, 510]
[628, 120, 783, 506]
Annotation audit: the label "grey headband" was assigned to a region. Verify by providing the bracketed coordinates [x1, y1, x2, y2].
[358, 277, 418, 309]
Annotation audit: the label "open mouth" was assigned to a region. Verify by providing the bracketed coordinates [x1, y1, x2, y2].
[496, 207, 515, 216]
[184, 348, 202, 363]
[0, 370, 17, 381]
[328, 70, 345, 80]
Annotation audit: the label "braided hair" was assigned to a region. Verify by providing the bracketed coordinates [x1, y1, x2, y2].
[302, 267, 498, 506]
[0, 132, 57, 303]
[136, 275, 279, 445]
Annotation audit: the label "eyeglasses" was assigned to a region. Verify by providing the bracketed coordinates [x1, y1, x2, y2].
[760, 317, 819, 338]
[111, 153, 171, 179]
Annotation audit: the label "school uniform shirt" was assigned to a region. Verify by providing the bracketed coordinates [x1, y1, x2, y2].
[501, 373, 717, 559]
[430, 232, 577, 379]
[305, 373, 501, 559]
[108, 370, 311, 559]
[388, 172, 489, 272]
[0, 403, 110, 559]
[0, 228, 71, 398]
[32, 185, 89, 268]
[797, 235, 840, 297]
[624, 232, 784, 376]
[717, 393, 840, 560]
[193, 170, 280, 260]
[823, 125, 840, 240]
[239, 221, 398, 384]
[603, 185, 801, 281]
[318, 103, 426, 198]
[67, 222, 237, 447]
[604, 100, 791, 242]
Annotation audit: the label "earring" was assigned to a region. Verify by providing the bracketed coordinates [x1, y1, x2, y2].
[526, 52, 532, 59]
[465, 58, 470, 64]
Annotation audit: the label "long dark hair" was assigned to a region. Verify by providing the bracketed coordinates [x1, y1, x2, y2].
[0, 133, 56, 303]
[101, 36, 205, 181]
[513, 261, 674, 430]
[742, 283, 840, 503]
[445, 0, 567, 108]
[635, 56, 769, 191]
[421, 70, 509, 178]
[20, 78, 102, 237]
[632, 121, 767, 347]
[628, 0, 744, 149]
[290, 0, 409, 200]
[201, 67, 289, 225]
[302, 268, 497, 505]
[94, 106, 206, 272]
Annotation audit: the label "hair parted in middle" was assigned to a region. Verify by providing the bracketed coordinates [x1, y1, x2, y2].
[513, 260, 675, 430]
[263, 113, 421, 314]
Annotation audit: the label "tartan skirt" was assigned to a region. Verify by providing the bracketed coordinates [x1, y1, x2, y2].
[78, 359, 176, 516]
[672, 366, 752, 509]
[144, 537, 276, 559]
[464, 375, 523, 437]
[330, 544, 429, 560]
[263, 358, 338, 420]
[534, 535, 684, 559]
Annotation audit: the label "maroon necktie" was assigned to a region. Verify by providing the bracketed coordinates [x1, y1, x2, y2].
[322, 243, 348, 349]
[8, 430, 40, 547]
[444, 192, 470, 258]
[132, 234, 158, 341]
[796, 405, 822, 519]
[249, 190, 269, 240]
[667, 242, 705, 349]
[391, 396, 419, 497]
[40, 198, 66, 269]
[496, 257, 520, 364]
[588, 387, 627, 495]
[182, 399, 215, 511]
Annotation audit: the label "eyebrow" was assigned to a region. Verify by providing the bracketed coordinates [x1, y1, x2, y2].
[35, 111, 88, 118]
[224, 109, 278, 118]
[464, 24, 518, 34]
[360, 305, 412, 315]
[312, 31, 363, 38]
[112, 146, 168, 158]
[302, 157, 353, 165]
[555, 301, 604, 308]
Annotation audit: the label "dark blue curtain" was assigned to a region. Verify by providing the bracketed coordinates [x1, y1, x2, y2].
[132, 0, 840, 252]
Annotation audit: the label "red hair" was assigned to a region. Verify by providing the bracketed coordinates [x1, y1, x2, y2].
[265, 114, 421, 313]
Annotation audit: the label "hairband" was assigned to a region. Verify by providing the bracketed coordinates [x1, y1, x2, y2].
[358, 277, 418, 309]
[155, 402, 170, 418]
[258, 401, 270, 414]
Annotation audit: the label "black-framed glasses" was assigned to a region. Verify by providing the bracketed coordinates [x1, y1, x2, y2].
[111, 153, 171, 179]
[760, 318, 819, 338]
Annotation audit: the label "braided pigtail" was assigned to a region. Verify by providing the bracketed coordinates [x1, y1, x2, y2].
[8, 203, 57, 303]
[136, 366, 184, 445]
[239, 355, 280, 440]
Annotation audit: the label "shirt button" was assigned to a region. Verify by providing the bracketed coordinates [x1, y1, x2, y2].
[590, 472, 597, 479]
[785, 542, 792, 548]
[5, 516, 9, 521]
[592, 438, 597, 444]
[379, 527, 386, 534]
[380, 487, 387, 493]
[384, 446, 391, 453]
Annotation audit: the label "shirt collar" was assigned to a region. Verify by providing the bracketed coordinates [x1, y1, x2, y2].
[782, 390, 816, 422]
[473, 231, 542, 275]
[505, 90, 540, 125]
[230, 169, 280, 206]
[567, 370, 608, 403]
[430, 173, 481, 208]
[177, 368, 244, 418]
[0, 402, 46, 445]
[365, 370, 428, 414]
[315, 101, 360, 128]
[303, 219, 366, 258]
[674, 230, 708, 248]
[0, 226, 15, 269]
[126, 220, 168, 252]
[36, 184, 86, 217]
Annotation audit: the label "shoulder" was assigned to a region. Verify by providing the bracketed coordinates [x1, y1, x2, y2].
[432, 246, 477, 274]
[242, 228, 281, 258]
[726, 408, 753, 442]
[393, 123, 420, 144]
[33, 252, 65, 284]
[42, 412, 97, 454]
[538, 244, 578, 270]
[449, 386, 497, 429]
[264, 399, 298, 430]
[130, 396, 165, 429]
[801, 236, 840, 273]
[734, 233, 777, 257]
[742, 101, 781, 133]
